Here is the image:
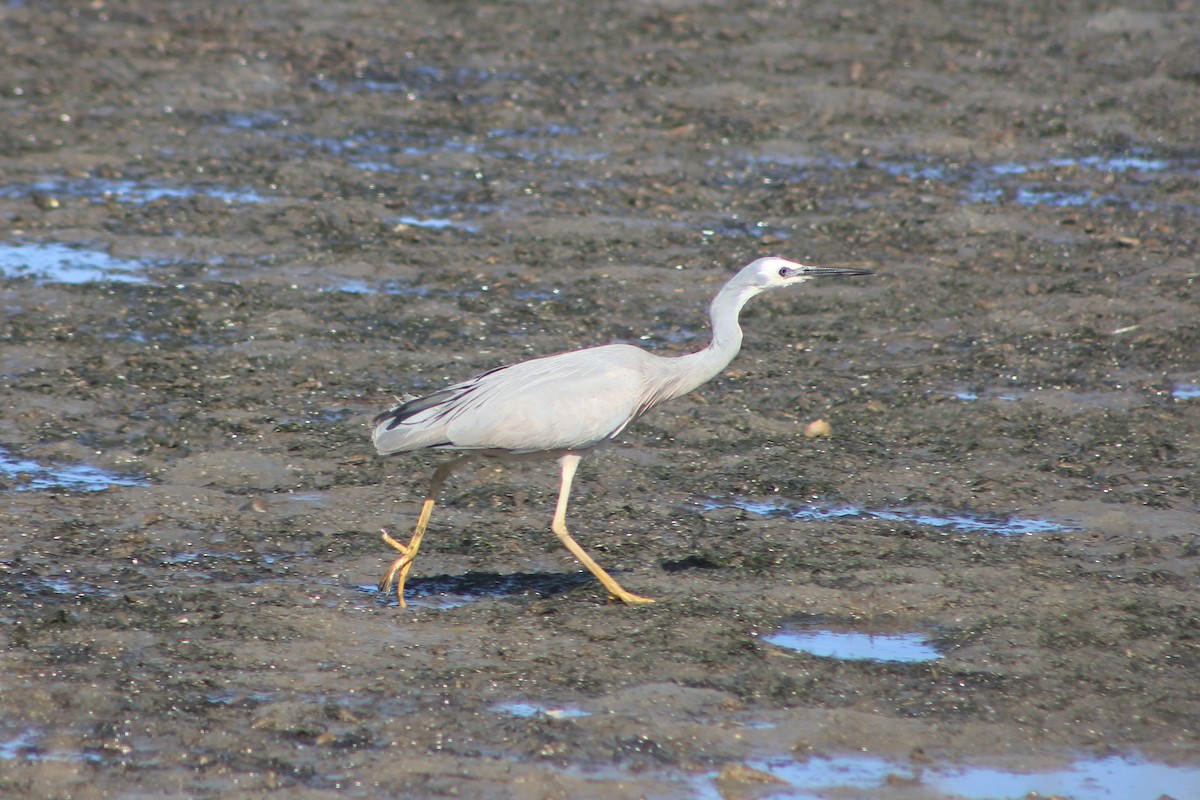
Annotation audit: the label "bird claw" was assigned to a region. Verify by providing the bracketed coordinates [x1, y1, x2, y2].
[610, 591, 656, 605]
[377, 529, 415, 605]
[377, 555, 411, 603]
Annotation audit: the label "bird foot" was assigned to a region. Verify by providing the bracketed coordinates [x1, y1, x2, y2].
[377, 528, 414, 606]
[609, 589, 656, 605]
[377, 556, 412, 607]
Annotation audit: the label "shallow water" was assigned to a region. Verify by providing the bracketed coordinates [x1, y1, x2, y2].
[764, 627, 941, 663]
[703, 752, 1200, 800]
[0, 242, 149, 284]
[949, 389, 1020, 402]
[492, 701, 591, 720]
[358, 570, 596, 609]
[739, 148, 1198, 212]
[0, 447, 148, 491]
[394, 214, 480, 232]
[0, 728, 101, 763]
[0, 177, 269, 204]
[884, 150, 1198, 210]
[704, 498, 1075, 536]
[12, 574, 115, 600]
[1173, 383, 1200, 400]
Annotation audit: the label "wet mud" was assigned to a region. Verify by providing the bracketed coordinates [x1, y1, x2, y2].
[1, 1, 1199, 798]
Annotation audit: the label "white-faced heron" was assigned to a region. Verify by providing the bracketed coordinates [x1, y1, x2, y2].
[372, 256, 871, 606]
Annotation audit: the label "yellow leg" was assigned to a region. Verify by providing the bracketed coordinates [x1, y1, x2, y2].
[379, 457, 467, 607]
[551, 454, 655, 605]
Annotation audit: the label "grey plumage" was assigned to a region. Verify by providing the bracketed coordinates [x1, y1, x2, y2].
[374, 344, 693, 455]
[371, 256, 872, 607]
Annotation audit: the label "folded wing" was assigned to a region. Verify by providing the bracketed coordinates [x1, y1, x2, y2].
[372, 345, 654, 455]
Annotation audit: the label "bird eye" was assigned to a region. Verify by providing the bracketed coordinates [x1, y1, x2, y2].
[778, 266, 789, 277]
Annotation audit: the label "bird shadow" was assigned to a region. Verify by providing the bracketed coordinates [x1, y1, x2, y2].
[660, 554, 722, 573]
[367, 570, 597, 607]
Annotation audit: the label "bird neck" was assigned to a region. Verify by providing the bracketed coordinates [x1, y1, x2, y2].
[657, 280, 759, 401]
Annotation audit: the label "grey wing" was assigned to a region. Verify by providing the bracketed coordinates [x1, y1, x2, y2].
[372, 346, 651, 456]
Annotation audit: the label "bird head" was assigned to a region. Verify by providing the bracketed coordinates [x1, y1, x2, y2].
[745, 257, 874, 289]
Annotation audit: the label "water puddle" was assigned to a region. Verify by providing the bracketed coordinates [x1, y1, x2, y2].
[1173, 383, 1200, 400]
[0, 729, 39, 760]
[311, 64, 518, 101]
[879, 150, 1195, 210]
[204, 690, 278, 708]
[704, 498, 1074, 536]
[330, 134, 478, 162]
[931, 754, 1200, 800]
[870, 509, 1071, 536]
[14, 574, 115, 599]
[325, 278, 441, 296]
[394, 214, 480, 233]
[0, 728, 102, 763]
[946, 387, 1023, 402]
[701, 752, 1200, 800]
[286, 121, 604, 177]
[0, 177, 269, 205]
[360, 570, 596, 608]
[0, 447, 148, 491]
[161, 550, 273, 567]
[329, 277, 556, 298]
[764, 625, 941, 663]
[0, 242, 150, 284]
[946, 385, 1158, 413]
[492, 701, 591, 720]
[222, 110, 289, 130]
[738, 147, 1198, 212]
[354, 583, 474, 610]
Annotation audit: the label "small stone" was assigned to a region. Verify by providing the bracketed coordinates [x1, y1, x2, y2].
[804, 418, 832, 438]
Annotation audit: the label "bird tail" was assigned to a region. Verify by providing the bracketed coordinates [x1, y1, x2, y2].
[371, 391, 460, 455]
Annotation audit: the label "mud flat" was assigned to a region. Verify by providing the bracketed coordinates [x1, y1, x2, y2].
[1, 2, 1198, 798]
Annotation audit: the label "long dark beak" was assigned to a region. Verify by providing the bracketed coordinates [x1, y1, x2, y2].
[793, 265, 874, 278]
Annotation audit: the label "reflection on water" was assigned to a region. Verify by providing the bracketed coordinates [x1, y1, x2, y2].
[704, 498, 1075, 536]
[0, 177, 269, 204]
[0, 242, 149, 284]
[394, 214, 480, 232]
[15, 575, 113, 598]
[764, 626, 941, 663]
[0, 446, 148, 491]
[948, 387, 1023, 402]
[879, 150, 1193, 209]
[493, 701, 591, 720]
[356, 570, 596, 609]
[1173, 383, 1200, 400]
[736, 147, 1197, 212]
[0, 728, 102, 763]
[698, 752, 1200, 800]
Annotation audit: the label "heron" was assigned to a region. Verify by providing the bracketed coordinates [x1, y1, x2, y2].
[371, 256, 871, 607]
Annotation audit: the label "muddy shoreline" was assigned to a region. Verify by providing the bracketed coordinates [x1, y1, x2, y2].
[2, 2, 1199, 798]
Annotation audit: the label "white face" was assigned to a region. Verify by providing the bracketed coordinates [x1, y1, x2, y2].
[751, 257, 812, 287]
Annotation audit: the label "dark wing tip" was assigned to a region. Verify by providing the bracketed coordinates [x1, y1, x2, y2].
[373, 382, 480, 431]
[372, 405, 405, 429]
